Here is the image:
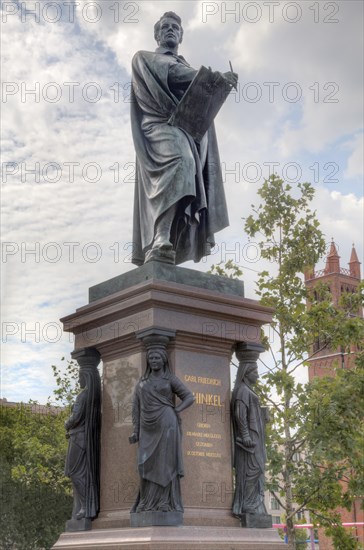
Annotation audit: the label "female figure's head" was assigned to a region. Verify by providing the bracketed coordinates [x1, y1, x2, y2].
[143, 347, 171, 379]
[234, 361, 259, 390]
[243, 363, 259, 386]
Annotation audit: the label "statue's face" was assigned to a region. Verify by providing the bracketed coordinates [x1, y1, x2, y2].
[245, 366, 259, 385]
[148, 351, 164, 372]
[158, 17, 182, 49]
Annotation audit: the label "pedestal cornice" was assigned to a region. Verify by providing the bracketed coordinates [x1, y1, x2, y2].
[61, 278, 273, 352]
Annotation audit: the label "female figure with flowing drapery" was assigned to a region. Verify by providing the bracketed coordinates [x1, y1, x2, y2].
[130, 347, 194, 512]
[231, 362, 268, 517]
[65, 363, 101, 521]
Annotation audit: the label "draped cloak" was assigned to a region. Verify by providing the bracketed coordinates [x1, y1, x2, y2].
[231, 382, 267, 516]
[130, 48, 229, 265]
[132, 374, 192, 489]
[65, 372, 101, 520]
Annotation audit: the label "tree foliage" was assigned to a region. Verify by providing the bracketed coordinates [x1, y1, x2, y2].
[0, 358, 79, 550]
[212, 175, 364, 550]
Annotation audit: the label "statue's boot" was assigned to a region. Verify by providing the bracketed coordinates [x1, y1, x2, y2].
[145, 205, 177, 264]
[153, 205, 177, 250]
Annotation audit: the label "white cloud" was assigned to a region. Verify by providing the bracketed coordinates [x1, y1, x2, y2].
[1, 1, 363, 403]
[312, 189, 364, 261]
[344, 132, 364, 179]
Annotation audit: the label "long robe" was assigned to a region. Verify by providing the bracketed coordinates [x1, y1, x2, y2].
[65, 373, 101, 520]
[130, 48, 229, 265]
[231, 382, 267, 516]
[131, 373, 193, 512]
[65, 390, 87, 480]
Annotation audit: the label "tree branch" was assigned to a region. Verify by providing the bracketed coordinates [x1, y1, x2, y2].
[287, 486, 321, 519]
[259, 357, 277, 374]
[306, 509, 337, 527]
[291, 438, 307, 454]
[270, 490, 287, 513]
[287, 341, 332, 374]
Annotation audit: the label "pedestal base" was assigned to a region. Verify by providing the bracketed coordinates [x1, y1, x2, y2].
[130, 511, 183, 527]
[60, 265, 275, 542]
[65, 518, 91, 532]
[53, 526, 286, 549]
[240, 513, 273, 529]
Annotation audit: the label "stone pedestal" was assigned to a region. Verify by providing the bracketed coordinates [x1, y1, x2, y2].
[240, 513, 273, 529]
[53, 526, 285, 549]
[53, 263, 284, 549]
[65, 518, 91, 532]
[130, 511, 183, 528]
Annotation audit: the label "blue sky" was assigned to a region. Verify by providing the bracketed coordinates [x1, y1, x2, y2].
[1, 0, 363, 403]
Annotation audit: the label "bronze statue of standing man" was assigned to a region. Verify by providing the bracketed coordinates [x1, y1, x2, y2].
[130, 11, 238, 266]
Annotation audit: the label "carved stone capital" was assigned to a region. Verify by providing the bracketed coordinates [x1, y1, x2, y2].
[135, 328, 176, 352]
[235, 342, 265, 365]
[71, 347, 101, 370]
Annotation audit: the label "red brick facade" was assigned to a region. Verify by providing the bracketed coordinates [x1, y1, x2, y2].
[304, 242, 363, 549]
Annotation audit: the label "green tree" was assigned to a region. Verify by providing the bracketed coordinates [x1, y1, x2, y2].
[299, 352, 364, 549]
[0, 358, 79, 550]
[212, 175, 364, 549]
[51, 357, 80, 407]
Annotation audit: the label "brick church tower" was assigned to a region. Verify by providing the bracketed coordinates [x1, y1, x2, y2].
[304, 241, 363, 549]
[305, 240, 362, 379]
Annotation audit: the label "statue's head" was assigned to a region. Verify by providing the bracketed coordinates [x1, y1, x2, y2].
[147, 348, 167, 370]
[143, 347, 170, 379]
[243, 363, 259, 386]
[154, 11, 183, 49]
